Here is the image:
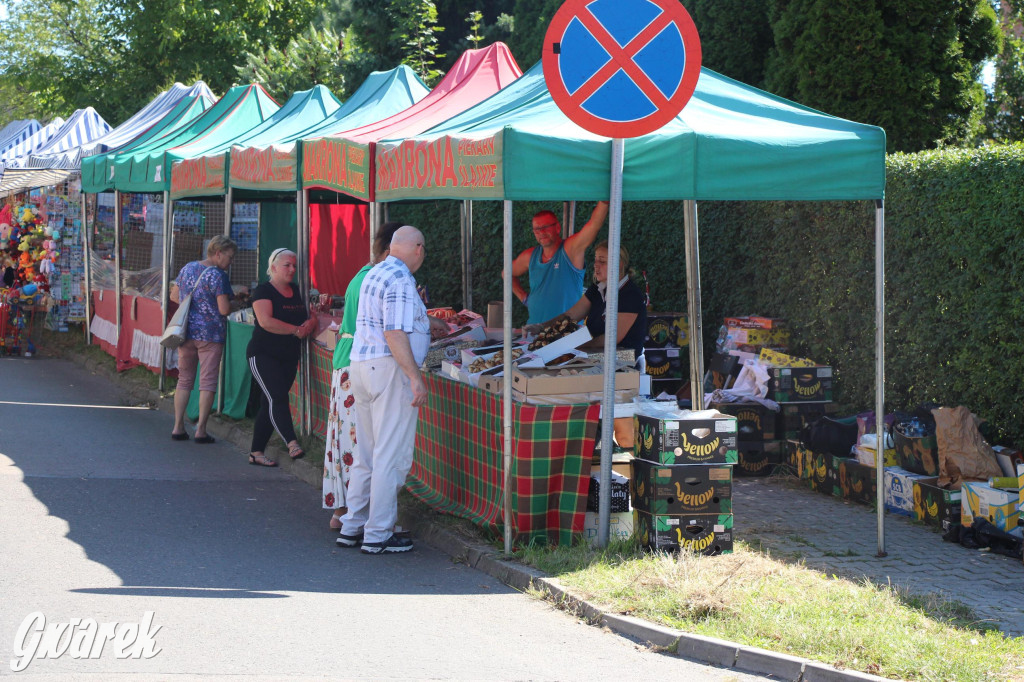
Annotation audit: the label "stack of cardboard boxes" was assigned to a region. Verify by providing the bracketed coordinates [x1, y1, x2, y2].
[630, 410, 738, 555]
[708, 317, 834, 477]
[643, 313, 688, 397]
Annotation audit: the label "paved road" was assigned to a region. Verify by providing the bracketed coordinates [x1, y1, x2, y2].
[0, 357, 768, 680]
[737, 476, 1024, 635]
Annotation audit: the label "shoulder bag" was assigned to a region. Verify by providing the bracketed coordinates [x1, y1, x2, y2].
[160, 266, 217, 349]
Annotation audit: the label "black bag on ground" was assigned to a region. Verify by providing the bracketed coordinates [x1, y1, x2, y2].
[802, 416, 859, 458]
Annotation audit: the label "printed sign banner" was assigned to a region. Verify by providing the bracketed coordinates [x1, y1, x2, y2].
[375, 133, 504, 201]
[170, 155, 225, 199]
[300, 137, 370, 199]
[230, 144, 300, 192]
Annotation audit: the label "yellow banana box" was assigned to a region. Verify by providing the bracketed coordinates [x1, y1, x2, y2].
[645, 312, 689, 348]
[777, 402, 838, 440]
[835, 458, 877, 505]
[634, 413, 738, 465]
[883, 466, 929, 517]
[645, 347, 685, 379]
[810, 450, 839, 497]
[631, 459, 733, 515]
[711, 401, 777, 441]
[894, 431, 940, 477]
[912, 477, 961, 531]
[786, 440, 815, 480]
[758, 348, 816, 368]
[961, 481, 1021, 533]
[736, 440, 785, 477]
[633, 510, 734, 555]
[767, 366, 833, 403]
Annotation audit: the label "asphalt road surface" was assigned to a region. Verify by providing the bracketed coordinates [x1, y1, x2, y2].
[0, 357, 768, 681]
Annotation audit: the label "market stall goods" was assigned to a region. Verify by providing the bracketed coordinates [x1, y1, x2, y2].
[528, 317, 578, 351]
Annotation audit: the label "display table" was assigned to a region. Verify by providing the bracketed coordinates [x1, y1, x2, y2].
[407, 372, 600, 546]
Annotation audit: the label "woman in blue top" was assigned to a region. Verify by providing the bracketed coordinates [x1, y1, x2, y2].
[170, 235, 237, 443]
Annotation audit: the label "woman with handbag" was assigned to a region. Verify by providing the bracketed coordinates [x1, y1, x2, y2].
[170, 235, 238, 443]
[246, 248, 318, 466]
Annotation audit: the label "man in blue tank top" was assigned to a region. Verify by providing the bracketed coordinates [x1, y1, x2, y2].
[506, 201, 609, 324]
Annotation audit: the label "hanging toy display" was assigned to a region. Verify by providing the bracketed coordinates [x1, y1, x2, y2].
[0, 198, 58, 356]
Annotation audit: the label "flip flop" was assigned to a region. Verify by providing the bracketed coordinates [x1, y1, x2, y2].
[248, 453, 278, 467]
[194, 435, 216, 444]
[288, 444, 305, 460]
[171, 432, 189, 441]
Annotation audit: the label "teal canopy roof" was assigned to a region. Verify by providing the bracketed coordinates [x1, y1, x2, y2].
[111, 84, 279, 193]
[374, 62, 886, 203]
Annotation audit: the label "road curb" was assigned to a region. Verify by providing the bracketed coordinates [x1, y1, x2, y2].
[68, 350, 895, 682]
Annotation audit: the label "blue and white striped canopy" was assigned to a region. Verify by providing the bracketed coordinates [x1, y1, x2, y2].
[0, 120, 42, 157]
[9, 107, 110, 170]
[80, 82, 214, 159]
[0, 118, 63, 163]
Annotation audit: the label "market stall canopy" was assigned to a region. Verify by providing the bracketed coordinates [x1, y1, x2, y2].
[82, 91, 217, 193]
[224, 66, 430, 196]
[374, 62, 887, 203]
[301, 42, 522, 200]
[80, 82, 215, 159]
[3, 108, 110, 170]
[0, 118, 64, 165]
[0, 120, 42, 156]
[170, 84, 344, 200]
[111, 83, 278, 193]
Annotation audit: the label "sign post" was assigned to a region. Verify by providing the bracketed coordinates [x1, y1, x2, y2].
[543, 0, 701, 547]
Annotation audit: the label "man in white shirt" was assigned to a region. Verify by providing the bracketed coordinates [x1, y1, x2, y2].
[338, 225, 430, 554]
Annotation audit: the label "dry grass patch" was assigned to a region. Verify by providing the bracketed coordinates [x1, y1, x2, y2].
[516, 539, 1024, 682]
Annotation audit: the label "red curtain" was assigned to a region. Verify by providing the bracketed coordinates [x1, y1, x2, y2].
[309, 203, 370, 297]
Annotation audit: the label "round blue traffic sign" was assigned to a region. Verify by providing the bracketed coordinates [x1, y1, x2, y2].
[542, 0, 702, 138]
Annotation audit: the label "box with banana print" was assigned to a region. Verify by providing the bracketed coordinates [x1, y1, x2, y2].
[912, 477, 961, 531]
[633, 510, 734, 555]
[633, 413, 738, 465]
[631, 459, 733, 515]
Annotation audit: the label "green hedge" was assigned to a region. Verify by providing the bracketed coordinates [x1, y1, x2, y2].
[389, 145, 1024, 447]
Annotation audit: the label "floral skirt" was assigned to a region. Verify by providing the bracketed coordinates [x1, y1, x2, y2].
[322, 367, 355, 509]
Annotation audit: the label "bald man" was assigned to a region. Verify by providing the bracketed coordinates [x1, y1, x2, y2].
[338, 225, 430, 554]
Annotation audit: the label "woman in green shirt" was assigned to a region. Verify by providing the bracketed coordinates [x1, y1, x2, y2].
[323, 223, 404, 529]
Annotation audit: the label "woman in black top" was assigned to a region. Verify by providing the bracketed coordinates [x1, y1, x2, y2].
[246, 248, 318, 466]
[529, 241, 647, 361]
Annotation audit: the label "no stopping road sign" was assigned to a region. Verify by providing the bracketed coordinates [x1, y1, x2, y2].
[542, 0, 702, 138]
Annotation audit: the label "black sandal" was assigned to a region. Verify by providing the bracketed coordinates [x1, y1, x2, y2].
[170, 432, 189, 441]
[288, 443, 305, 460]
[248, 452, 278, 467]
[194, 435, 216, 444]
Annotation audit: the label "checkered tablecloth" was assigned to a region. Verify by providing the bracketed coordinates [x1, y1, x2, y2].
[288, 342, 332, 439]
[407, 372, 599, 546]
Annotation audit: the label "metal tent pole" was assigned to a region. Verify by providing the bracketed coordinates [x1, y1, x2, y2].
[598, 138, 625, 548]
[298, 189, 311, 436]
[562, 201, 577, 238]
[113, 190, 122, 348]
[875, 199, 887, 557]
[216, 189, 233, 413]
[81, 193, 92, 342]
[683, 200, 704, 409]
[502, 199, 514, 556]
[159, 191, 172, 392]
[461, 200, 474, 311]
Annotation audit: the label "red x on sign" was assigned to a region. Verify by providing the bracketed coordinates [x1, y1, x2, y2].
[542, 0, 701, 138]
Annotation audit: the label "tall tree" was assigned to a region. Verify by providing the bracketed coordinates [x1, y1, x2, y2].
[680, 1, 773, 88]
[984, 0, 1024, 142]
[765, 0, 1001, 152]
[0, 0, 122, 122]
[235, 25, 350, 104]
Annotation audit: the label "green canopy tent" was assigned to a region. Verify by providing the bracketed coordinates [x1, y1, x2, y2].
[81, 89, 217, 194]
[374, 61, 887, 552]
[168, 68, 430, 420]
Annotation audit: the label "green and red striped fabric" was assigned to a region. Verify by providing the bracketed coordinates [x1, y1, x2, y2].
[407, 373, 599, 546]
[288, 343, 332, 439]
